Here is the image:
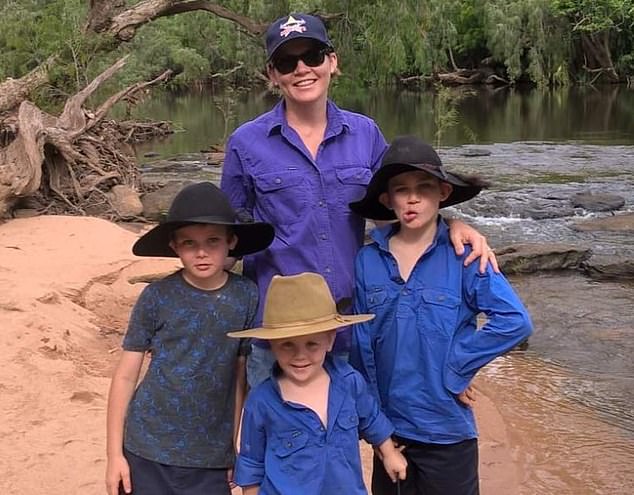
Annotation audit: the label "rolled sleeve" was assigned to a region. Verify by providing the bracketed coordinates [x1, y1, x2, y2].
[235, 403, 266, 487]
[445, 265, 533, 394]
[234, 452, 265, 487]
[353, 372, 394, 446]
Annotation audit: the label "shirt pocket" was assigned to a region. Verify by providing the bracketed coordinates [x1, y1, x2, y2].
[272, 429, 310, 458]
[418, 288, 461, 341]
[252, 171, 307, 226]
[366, 286, 388, 309]
[335, 166, 372, 211]
[333, 408, 360, 444]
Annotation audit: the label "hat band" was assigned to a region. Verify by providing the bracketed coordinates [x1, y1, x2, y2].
[263, 312, 347, 329]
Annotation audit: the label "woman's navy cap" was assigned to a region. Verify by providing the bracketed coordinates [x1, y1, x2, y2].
[265, 14, 332, 60]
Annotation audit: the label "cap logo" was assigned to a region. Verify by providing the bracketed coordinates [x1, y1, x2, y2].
[279, 15, 306, 37]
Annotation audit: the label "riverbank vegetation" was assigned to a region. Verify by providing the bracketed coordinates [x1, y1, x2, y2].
[1, 1, 633, 107]
[0, 0, 632, 219]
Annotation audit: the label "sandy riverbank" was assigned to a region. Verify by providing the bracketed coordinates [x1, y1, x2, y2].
[0, 216, 522, 494]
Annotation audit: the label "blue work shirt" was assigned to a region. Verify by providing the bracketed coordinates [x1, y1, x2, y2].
[235, 355, 394, 494]
[221, 100, 387, 350]
[350, 219, 533, 444]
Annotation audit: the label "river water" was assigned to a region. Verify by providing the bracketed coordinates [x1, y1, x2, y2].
[131, 86, 634, 494]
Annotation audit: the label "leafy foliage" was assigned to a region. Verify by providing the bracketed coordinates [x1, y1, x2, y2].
[1, 0, 633, 108]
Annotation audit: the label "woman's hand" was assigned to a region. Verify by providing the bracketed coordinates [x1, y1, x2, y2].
[447, 219, 499, 273]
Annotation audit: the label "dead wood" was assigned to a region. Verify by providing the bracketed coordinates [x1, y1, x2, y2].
[100, 0, 267, 42]
[0, 57, 172, 220]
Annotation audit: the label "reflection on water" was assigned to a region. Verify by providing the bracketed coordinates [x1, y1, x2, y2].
[478, 273, 634, 494]
[129, 85, 634, 160]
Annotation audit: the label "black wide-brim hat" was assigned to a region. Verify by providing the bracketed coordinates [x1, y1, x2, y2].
[349, 135, 487, 220]
[133, 182, 274, 258]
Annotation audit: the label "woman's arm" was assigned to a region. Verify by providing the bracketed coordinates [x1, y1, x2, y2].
[445, 218, 499, 273]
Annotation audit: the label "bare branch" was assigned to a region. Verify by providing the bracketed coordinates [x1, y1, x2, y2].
[0, 56, 57, 113]
[107, 0, 267, 41]
[58, 56, 130, 133]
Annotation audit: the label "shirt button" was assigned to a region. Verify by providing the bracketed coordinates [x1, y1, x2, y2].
[438, 295, 446, 301]
[318, 201, 325, 207]
[286, 441, 293, 448]
[274, 177, 282, 184]
[319, 426, 325, 431]
[402, 289, 409, 295]
[321, 234, 328, 240]
[325, 267, 332, 273]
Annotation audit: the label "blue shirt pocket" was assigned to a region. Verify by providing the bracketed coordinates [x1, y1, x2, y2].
[335, 166, 372, 210]
[333, 408, 360, 446]
[366, 286, 388, 309]
[253, 171, 307, 226]
[419, 288, 461, 340]
[272, 429, 310, 458]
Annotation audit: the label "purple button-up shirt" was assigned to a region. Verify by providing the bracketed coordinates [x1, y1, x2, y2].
[221, 100, 387, 350]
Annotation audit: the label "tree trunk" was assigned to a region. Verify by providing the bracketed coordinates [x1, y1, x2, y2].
[0, 0, 265, 114]
[580, 31, 619, 82]
[0, 56, 57, 114]
[94, 0, 266, 42]
[0, 58, 172, 219]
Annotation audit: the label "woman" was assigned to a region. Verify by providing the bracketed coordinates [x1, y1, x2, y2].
[220, 13, 496, 387]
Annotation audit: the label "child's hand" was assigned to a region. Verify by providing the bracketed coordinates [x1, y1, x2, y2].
[376, 438, 408, 482]
[458, 384, 477, 407]
[381, 449, 408, 483]
[105, 454, 131, 495]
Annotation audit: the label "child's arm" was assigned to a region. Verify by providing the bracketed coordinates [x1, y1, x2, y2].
[376, 437, 408, 482]
[445, 218, 499, 273]
[445, 266, 533, 396]
[105, 350, 145, 495]
[242, 486, 260, 495]
[233, 398, 267, 490]
[233, 354, 247, 450]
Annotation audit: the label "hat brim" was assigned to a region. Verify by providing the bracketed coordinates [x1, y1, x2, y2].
[132, 218, 275, 258]
[267, 37, 332, 60]
[227, 313, 374, 340]
[349, 163, 483, 220]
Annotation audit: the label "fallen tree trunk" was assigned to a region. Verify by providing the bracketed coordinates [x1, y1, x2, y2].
[0, 57, 172, 219]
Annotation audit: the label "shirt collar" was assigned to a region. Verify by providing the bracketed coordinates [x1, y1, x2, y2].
[269, 353, 351, 400]
[266, 99, 350, 137]
[370, 216, 450, 252]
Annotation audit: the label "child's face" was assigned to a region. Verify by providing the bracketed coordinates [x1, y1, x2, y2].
[169, 224, 237, 289]
[380, 170, 452, 231]
[270, 331, 336, 384]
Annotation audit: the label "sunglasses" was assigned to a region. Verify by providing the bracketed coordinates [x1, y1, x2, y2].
[271, 47, 331, 74]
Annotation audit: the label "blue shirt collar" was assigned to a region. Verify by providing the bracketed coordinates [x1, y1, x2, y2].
[266, 99, 350, 138]
[370, 215, 450, 252]
[269, 353, 352, 399]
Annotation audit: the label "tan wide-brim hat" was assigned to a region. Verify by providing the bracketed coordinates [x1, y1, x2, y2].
[227, 272, 374, 340]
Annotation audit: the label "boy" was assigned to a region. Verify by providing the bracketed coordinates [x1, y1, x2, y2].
[348, 135, 533, 495]
[105, 182, 274, 495]
[226, 272, 408, 494]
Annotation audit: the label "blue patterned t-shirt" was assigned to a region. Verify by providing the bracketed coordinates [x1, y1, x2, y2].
[122, 270, 256, 468]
